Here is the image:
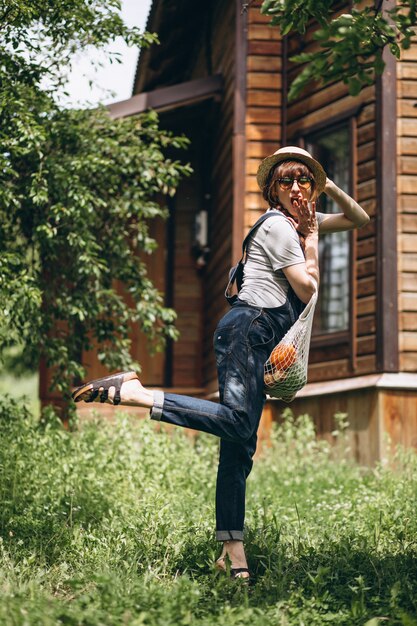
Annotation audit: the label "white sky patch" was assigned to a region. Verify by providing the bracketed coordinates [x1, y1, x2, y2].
[59, 0, 153, 109]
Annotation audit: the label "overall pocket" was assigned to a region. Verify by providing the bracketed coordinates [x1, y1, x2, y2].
[214, 325, 235, 367]
[248, 311, 275, 350]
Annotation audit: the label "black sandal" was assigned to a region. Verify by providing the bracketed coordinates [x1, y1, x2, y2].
[231, 567, 250, 580]
[215, 558, 250, 581]
[71, 371, 138, 405]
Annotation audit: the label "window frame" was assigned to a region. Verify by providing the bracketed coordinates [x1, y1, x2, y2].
[292, 105, 362, 371]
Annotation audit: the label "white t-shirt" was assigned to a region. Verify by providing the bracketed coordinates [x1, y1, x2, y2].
[238, 211, 324, 308]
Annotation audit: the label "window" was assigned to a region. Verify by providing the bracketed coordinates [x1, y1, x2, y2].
[305, 125, 351, 334]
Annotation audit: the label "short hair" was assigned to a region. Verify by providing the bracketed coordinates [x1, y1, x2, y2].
[262, 160, 316, 208]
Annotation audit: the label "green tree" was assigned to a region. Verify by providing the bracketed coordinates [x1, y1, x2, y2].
[261, 0, 417, 99]
[0, 0, 191, 414]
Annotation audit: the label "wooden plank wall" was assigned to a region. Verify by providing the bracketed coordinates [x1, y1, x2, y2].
[79, 218, 168, 387]
[170, 172, 204, 388]
[128, 217, 166, 386]
[199, 0, 283, 391]
[268, 386, 417, 465]
[380, 389, 417, 451]
[174, 0, 282, 392]
[268, 388, 380, 465]
[398, 42, 417, 373]
[245, 1, 282, 230]
[199, 0, 236, 391]
[285, 3, 378, 383]
[356, 97, 378, 377]
[127, 0, 237, 393]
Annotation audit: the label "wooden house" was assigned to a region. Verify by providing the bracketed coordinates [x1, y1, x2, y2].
[44, 0, 417, 463]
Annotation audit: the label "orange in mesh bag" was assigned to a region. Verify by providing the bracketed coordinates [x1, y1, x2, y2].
[264, 290, 318, 402]
[269, 343, 297, 371]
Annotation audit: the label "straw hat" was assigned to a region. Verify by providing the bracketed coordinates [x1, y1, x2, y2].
[256, 146, 327, 194]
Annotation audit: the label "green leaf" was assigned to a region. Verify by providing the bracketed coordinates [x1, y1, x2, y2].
[389, 42, 401, 58]
[347, 77, 362, 96]
[281, 21, 294, 36]
[262, 0, 417, 98]
[0, 0, 192, 408]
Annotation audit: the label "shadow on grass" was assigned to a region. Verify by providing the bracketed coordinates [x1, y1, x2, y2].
[176, 533, 417, 623]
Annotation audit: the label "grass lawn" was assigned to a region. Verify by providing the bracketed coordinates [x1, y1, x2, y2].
[0, 398, 416, 625]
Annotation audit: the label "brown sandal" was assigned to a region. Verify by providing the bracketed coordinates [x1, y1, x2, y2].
[71, 371, 138, 405]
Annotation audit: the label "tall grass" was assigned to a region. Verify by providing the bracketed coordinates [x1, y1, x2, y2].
[0, 397, 416, 625]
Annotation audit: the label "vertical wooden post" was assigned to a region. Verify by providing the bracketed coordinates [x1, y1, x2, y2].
[349, 116, 358, 373]
[232, 0, 248, 261]
[375, 0, 399, 372]
[281, 35, 288, 146]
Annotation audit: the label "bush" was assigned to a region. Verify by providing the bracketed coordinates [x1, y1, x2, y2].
[0, 398, 416, 625]
[1, 1, 192, 413]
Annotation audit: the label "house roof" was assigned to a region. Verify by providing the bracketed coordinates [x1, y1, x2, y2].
[109, 74, 222, 118]
[133, 0, 210, 94]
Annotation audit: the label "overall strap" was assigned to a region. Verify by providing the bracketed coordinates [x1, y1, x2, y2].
[240, 209, 282, 258]
[225, 209, 284, 304]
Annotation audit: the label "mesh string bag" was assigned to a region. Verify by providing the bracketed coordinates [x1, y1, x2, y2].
[264, 290, 318, 402]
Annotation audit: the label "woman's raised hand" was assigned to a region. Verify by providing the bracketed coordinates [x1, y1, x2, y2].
[296, 199, 318, 237]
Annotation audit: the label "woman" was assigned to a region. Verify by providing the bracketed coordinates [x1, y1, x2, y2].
[72, 146, 369, 580]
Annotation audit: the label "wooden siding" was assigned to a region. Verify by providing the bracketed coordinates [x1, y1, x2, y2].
[130, 217, 166, 386]
[170, 173, 204, 388]
[355, 97, 377, 378]
[398, 42, 417, 373]
[266, 385, 417, 465]
[79, 217, 171, 387]
[284, 4, 378, 383]
[79, 0, 235, 392]
[198, 0, 236, 391]
[244, 1, 282, 229]
[130, 0, 237, 392]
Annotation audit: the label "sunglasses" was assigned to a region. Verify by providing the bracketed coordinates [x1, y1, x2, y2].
[276, 176, 313, 190]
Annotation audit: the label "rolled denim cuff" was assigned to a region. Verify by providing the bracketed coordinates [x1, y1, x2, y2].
[216, 530, 244, 541]
[150, 389, 165, 421]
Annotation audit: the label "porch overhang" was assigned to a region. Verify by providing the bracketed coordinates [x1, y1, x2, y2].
[107, 74, 223, 119]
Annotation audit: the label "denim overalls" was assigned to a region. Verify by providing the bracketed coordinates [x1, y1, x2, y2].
[151, 289, 302, 541]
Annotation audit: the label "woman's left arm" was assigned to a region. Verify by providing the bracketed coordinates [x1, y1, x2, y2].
[319, 178, 370, 234]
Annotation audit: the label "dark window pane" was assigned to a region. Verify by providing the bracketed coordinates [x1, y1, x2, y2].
[306, 125, 350, 333]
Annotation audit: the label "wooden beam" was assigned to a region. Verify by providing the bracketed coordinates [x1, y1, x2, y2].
[375, 0, 399, 372]
[292, 103, 365, 139]
[107, 74, 223, 119]
[350, 116, 358, 373]
[267, 372, 417, 399]
[232, 0, 247, 261]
